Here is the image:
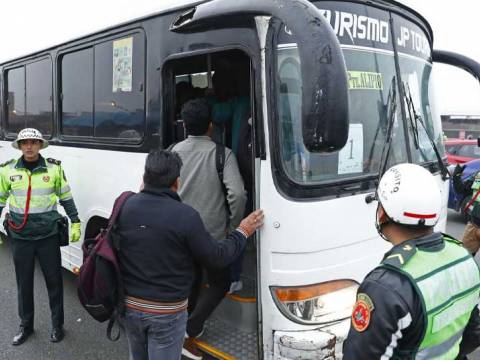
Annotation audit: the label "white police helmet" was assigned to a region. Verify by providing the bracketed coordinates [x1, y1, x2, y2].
[12, 128, 48, 150]
[377, 163, 441, 227]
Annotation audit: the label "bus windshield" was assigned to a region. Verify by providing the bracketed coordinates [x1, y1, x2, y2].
[274, 3, 444, 186]
[276, 44, 408, 183]
[400, 55, 444, 164]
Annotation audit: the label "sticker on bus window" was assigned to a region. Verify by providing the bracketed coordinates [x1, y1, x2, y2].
[348, 71, 383, 90]
[113, 37, 133, 92]
[338, 123, 363, 175]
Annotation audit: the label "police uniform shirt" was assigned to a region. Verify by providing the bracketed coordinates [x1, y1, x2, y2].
[342, 232, 480, 359]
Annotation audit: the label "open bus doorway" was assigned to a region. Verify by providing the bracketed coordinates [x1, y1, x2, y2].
[164, 49, 258, 359]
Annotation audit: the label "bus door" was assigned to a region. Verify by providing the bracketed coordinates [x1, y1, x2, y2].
[163, 49, 261, 359]
[168, 1, 349, 358]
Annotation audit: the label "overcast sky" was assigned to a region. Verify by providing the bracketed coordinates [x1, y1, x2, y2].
[400, 0, 480, 115]
[1, 0, 479, 115]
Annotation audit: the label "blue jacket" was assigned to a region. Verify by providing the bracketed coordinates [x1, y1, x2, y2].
[117, 186, 247, 302]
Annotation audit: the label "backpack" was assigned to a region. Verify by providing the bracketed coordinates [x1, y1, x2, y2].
[77, 191, 135, 340]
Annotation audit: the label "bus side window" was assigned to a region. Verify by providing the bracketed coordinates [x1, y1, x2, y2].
[94, 34, 145, 140]
[5, 59, 53, 137]
[5, 66, 26, 134]
[26, 58, 53, 136]
[61, 48, 94, 137]
[60, 32, 145, 142]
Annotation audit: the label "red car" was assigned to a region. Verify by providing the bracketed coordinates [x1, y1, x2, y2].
[445, 139, 480, 164]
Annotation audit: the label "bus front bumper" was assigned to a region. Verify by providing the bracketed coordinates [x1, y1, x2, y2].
[273, 319, 350, 359]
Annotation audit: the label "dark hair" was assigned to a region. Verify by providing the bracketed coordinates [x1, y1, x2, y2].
[143, 150, 183, 189]
[181, 98, 211, 136]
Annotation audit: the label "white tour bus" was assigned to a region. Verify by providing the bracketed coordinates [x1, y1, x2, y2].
[1, 0, 479, 358]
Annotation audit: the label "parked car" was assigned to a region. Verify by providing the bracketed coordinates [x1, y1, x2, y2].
[448, 158, 480, 222]
[445, 138, 480, 164]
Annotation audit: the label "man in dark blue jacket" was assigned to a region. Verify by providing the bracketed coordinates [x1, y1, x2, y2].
[116, 150, 263, 360]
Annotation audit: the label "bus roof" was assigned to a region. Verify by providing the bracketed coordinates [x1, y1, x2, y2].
[0, 0, 432, 66]
[0, 0, 207, 65]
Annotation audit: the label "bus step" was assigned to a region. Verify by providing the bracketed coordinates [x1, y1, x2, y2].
[227, 274, 256, 299]
[195, 316, 257, 360]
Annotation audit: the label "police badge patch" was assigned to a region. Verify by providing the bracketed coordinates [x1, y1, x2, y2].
[10, 175, 22, 182]
[43, 175, 50, 183]
[351, 293, 375, 332]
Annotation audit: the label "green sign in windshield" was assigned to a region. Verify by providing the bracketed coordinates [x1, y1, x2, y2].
[348, 71, 383, 90]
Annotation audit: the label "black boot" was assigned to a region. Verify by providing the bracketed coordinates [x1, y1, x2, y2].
[12, 327, 33, 346]
[50, 327, 64, 343]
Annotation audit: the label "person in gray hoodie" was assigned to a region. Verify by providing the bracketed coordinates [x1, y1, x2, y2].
[172, 98, 246, 360]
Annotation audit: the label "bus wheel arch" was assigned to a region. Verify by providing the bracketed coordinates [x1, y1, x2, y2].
[85, 216, 109, 239]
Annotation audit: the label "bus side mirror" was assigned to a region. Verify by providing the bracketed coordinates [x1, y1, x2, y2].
[170, 0, 349, 153]
[300, 43, 349, 153]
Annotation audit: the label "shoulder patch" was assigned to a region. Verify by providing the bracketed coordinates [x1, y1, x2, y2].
[381, 239, 417, 268]
[0, 159, 15, 168]
[46, 158, 61, 165]
[351, 293, 375, 332]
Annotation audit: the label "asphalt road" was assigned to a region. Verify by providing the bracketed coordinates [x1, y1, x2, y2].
[0, 210, 478, 359]
[0, 238, 129, 360]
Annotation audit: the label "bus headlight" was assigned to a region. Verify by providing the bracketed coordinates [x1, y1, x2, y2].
[271, 280, 359, 325]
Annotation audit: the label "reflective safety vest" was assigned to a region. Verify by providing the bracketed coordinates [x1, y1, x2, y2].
[381, 236, 480, 359]
[0, 156, 74, 240]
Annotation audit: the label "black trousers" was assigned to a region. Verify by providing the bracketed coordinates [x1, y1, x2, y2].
[11, 235, 64, 330]
[186, 265, 231, 337]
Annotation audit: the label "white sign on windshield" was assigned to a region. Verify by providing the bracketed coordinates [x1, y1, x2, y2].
[338, 123, 364, 175]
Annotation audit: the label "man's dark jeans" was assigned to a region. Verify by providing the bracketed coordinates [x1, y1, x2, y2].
[121, 308, 187, 360]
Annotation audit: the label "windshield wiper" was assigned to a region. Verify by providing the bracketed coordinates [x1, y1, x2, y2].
[403, 82, 449, 181]
[403, 83, 429, 163]
[404, 83, 420, 150]
[378, 76, 397, 179]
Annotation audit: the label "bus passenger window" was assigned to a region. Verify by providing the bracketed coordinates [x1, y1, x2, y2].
[60, 33, 145, 141]
[94, 34, 145, 140]
[26, 58, 53, 136]
[5, 60, 53, 136]
[6, 67, 26, 134]
[61, 48, 94, 137]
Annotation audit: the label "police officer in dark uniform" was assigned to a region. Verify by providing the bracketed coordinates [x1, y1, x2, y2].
[0, 129, 81, 345]
[343, 164, 480, 359]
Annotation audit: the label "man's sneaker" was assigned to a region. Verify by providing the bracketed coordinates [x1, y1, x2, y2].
[228, 280, 243, 294]
[184, 327, 204, 340]
[182, 337, 203, 360]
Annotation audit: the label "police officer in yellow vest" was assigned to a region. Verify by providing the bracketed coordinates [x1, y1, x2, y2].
[343, 164, 480, 359]
[0, 128, 81, 346]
